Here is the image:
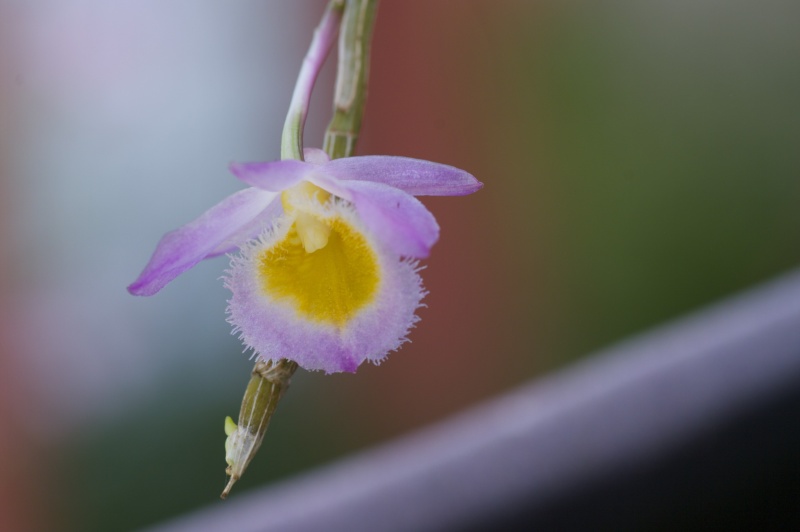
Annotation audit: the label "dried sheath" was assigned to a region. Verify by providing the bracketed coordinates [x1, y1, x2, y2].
[221, 358, 298, 499]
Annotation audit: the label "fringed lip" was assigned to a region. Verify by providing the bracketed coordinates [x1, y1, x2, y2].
[224, 204, 425, 374]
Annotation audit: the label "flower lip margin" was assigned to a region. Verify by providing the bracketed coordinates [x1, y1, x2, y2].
[224, 202, 426, 374]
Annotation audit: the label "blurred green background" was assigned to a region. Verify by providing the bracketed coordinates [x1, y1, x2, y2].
[3, 1, 799, 530]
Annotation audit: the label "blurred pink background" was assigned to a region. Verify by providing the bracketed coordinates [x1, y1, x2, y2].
[2, 1, 799, 530]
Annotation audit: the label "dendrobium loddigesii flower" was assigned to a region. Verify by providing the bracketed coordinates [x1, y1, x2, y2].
[128, 148, 481, 373]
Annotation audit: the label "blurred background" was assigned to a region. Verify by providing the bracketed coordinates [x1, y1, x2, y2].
[2, 1, 799, 530]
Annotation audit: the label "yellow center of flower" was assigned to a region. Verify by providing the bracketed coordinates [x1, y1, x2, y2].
[256, 184, 380, 327]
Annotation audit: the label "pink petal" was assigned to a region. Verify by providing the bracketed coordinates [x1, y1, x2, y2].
[323, 156, 483, 196]
[206, 196, 284, 258]
[128, 188, 277, 296]
[303, 147, 330, 165]
[309, 173, 439, 258]
[229, 159, 311, 191]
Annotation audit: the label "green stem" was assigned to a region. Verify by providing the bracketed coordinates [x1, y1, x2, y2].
[323, 0, 380, 160]
[281, 0, 345, 160]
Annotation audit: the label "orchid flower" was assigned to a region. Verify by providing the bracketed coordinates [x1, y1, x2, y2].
[129, 0, 481, 497]
[128, 0, 481, 375]
[128, 148, 481, 372]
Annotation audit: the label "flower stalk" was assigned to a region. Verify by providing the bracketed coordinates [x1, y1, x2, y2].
[280, 0, 345, 160]
[323, 0, 379, 160]
[224, 0, 379, 498]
